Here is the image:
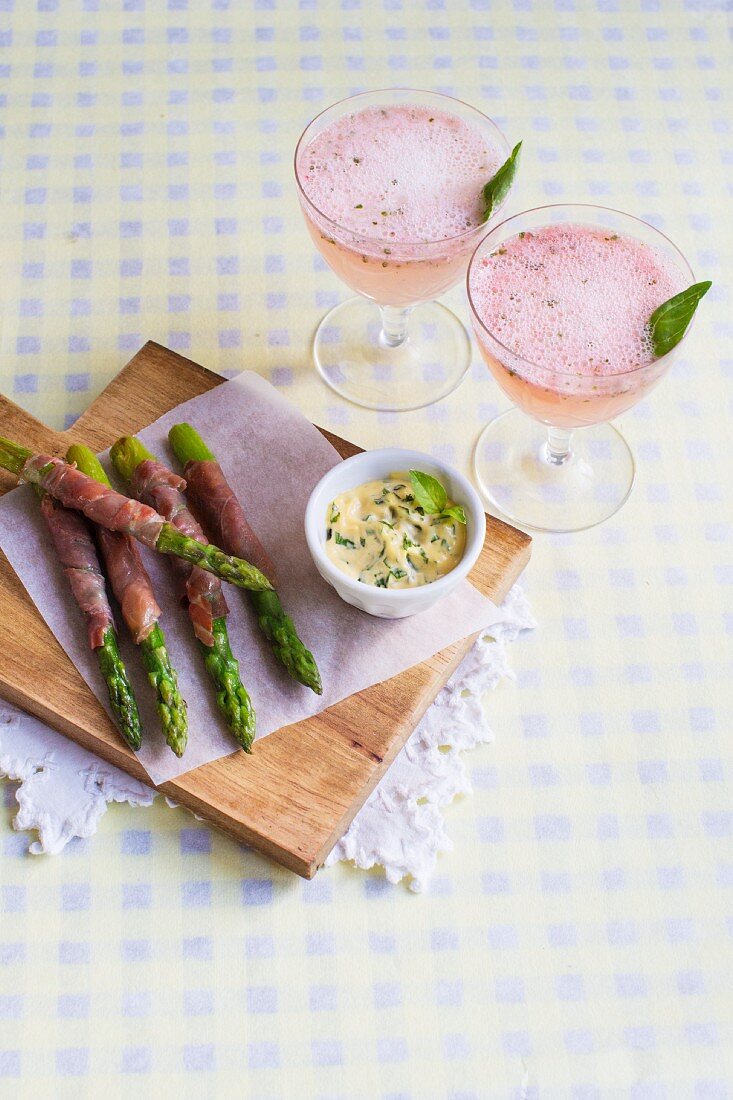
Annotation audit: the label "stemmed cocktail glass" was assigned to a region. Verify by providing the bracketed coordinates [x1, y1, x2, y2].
[295, 89, 512, 412]
[466, 204, 695, 532]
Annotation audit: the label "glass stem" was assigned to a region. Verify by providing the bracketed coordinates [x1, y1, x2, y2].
[379, 305, 411, 348]
[545, 426, 574, 466]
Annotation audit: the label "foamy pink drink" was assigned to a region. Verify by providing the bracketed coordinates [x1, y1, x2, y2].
[468, 223, 688, 429]
[467, 205, 697, 532]
[296, 103, 509, 307]
[295, 90, 514, 412]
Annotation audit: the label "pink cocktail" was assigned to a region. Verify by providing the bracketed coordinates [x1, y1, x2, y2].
[295, 90, 513, 411]
[467, 205, 695, 531]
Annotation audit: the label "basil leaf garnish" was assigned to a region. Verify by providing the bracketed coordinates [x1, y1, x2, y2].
[648, 280, 711, 357]
[439, 505, 467, 525]
[481, 140, 522, 224]
[409, 470, 447, 514]
[409, 471, 467, 525]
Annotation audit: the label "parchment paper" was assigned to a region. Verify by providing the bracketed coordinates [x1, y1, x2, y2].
[0, 372, 506, 784]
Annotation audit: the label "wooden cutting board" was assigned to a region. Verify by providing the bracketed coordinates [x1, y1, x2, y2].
[0, 342, 531, 877]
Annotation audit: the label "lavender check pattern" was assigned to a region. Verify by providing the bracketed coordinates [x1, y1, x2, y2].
[1, 1, 732, 1095]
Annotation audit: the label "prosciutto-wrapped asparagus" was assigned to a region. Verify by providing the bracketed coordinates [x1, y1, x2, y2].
[0, 435, 273, 594]
[128, 454, 229, 647]
[110, 436, 255, 751]
[37, 491, 141, 750]
[66, 446, 188, 758]
[168, 423, 322, 695]
[174, 450, 278, 587]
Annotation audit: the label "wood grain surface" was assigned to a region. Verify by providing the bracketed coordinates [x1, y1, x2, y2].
[0, 342, 531, 876]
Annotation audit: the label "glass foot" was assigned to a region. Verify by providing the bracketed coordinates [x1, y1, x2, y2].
[313, 296, 471, 412]
[474, 409, 636, 533]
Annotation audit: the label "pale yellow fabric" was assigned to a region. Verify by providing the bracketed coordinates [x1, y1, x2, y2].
[0, 1, 731, 1095]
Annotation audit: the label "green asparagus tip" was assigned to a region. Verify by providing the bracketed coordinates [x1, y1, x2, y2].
[252, 589, 323, 694]
[66, 443, 112, 487]
[139, 623, 188, 757]
[157, 523, 273, 592]
[0, 435, 33, 478]
[97, 626, 142, 750]
[168, 423, 216, 465]
[110, 435, 157, 484]
[202, 618, 256, 752]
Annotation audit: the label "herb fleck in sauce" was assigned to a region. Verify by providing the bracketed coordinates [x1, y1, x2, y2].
[325, 473, 466, 589]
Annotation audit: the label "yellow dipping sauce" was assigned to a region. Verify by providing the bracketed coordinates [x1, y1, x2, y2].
[326, 472, 466, 589]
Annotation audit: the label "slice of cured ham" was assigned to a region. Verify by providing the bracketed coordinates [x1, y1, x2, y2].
[182, 459, 277, 586]
[96, 528, 161, 644]
[131, 459, 228, 647]
[39, 494, 114, 650]
[25, 455, 166, 549]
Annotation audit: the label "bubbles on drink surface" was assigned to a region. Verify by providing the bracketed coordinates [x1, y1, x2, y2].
[298, 105, 506, 246]
[469, 224, 688, 377]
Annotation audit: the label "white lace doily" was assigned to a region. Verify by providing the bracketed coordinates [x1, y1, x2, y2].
[0, 586, 533, 889]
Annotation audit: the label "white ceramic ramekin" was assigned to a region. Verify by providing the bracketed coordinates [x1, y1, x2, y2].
[304, 448, 487, 619]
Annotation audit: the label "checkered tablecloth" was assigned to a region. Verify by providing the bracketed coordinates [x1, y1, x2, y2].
[0, 1, 731, 1095]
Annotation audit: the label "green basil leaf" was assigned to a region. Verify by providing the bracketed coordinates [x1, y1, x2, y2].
[649, 280, 711, 357]
[481, 140, 522, 224]
[409, 470, 447, 514]
[439, 505, 467, 525]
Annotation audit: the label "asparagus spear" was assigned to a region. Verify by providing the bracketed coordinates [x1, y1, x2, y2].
[0, 435, 273, 594]
[95, 624, 142, 750]
[136, 622, 187, 758]
[250, 588, 323, 695]
[37, 488, 141, 750]
[108, 436, 255, 752]
[201, 617, 255, 752]
[66, 444, 188, 757]
[168, 423, 323, 695]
